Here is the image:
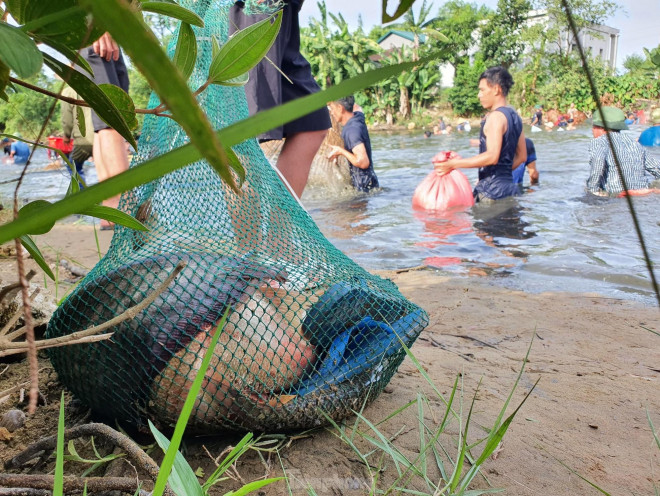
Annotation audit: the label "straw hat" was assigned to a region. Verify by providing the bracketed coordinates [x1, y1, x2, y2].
[592, 106, 628, 130]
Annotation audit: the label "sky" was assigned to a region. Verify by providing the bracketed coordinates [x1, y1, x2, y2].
[299, 0, 660, 70]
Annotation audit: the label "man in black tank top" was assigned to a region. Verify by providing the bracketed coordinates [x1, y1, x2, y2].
[434, 66, 527, 201]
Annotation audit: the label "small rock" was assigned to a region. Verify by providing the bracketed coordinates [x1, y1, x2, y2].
[0, 426, 12, 442]
[1, 409, 26, 432]
[383, 386, 395, 394]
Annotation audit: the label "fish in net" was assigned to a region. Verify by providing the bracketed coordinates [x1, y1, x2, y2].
[46, 0, 428, 433]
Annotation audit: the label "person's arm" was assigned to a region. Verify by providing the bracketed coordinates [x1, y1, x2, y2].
[512, 131, 527, 169]
[586, 139, 607, 193]
[435, 111, 506, 175]
[527, 160, 539, 184]
[328, 143, 370, 169]
[643, 149, 660, 179]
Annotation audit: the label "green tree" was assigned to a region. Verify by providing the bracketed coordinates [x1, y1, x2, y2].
[622, 54, 645, 74]
[479, 0, 531, 68]
[0, 73, 61, 139]
[447, 55, 486, 115]
[435, 0, 490, 71]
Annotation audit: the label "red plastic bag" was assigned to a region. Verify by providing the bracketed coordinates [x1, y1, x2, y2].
[412, 151, 474, 211]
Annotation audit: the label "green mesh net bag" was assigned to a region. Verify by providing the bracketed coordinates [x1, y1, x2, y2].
[46, 0, 428, 433]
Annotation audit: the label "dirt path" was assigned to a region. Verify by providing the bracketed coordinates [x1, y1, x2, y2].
[1, 225, 658, 495]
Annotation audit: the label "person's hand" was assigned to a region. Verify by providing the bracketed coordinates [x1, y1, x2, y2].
[529, 169, 539, 184]
[327, 145, 343, 162]
[63, 137, 71, 145]
[434, 159, 456, 176]
[93, 32, 120, 61]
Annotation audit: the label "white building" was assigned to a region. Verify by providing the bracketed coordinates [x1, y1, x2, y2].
[525, 10, 619, 69]
[377, 30, 456, 87]
[376, 12, 620, 87]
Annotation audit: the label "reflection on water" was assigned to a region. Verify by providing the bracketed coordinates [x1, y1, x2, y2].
[304, 126, 660, 304]
[2, 129, 659, 303]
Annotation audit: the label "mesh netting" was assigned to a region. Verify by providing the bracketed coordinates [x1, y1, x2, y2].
[46, 0, 428, 433]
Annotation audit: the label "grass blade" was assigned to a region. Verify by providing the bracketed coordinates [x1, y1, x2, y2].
[151, 307, 231, 496]
[53, 391, 65, 496]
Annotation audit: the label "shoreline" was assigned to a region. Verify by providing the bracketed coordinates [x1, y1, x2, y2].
[1, 223, 659, 495]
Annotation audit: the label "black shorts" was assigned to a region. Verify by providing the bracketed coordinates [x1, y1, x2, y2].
[82, 47, 130, 133]
[229, 1, 331, 141]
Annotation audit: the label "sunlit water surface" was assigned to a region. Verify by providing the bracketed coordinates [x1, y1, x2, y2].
[2, 125, 659, 304]
[303, 125, 660, 305]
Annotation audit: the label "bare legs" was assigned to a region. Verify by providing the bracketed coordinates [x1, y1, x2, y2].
[93, 129, 130, 222]
[275, 129, 328, 199]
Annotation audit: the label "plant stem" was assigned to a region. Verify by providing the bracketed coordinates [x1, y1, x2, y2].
[8, 77, 171, 117]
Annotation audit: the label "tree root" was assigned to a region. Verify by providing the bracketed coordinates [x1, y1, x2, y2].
[2, 422, 173, 496]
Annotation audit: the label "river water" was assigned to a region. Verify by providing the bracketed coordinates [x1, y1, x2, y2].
[2, 126, 659, 304]
[303, 126, 660, 305]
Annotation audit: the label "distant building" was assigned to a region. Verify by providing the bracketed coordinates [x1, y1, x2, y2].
[377, 30, 455, 87]
[376, 13, 620, 88]
[526, 10, 619, 69]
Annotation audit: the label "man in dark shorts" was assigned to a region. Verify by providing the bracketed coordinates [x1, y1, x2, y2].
[327, 96, 379, 193]
[230, 0, 331, 198]
[434, 66, 526, 202]
[512, 137, 539, 186]
[81, 32, 130, 228]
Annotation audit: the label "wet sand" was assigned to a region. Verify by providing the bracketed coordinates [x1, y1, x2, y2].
[1, 223, 658, 495]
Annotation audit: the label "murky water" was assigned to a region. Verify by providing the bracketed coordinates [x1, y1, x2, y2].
[303, 126, 660, 305]
[2, 127, 659, 304]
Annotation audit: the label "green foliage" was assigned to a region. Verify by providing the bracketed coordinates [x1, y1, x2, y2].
[447, 56, 486, 116]
[0, 73, 61, 138]
[435, 0, 490, 69]
[479, 0, 531, 67]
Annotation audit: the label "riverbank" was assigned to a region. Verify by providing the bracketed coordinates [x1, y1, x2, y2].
[1, 223, 659, 495]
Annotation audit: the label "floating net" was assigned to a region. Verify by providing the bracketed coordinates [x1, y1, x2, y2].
[46, 0, 428, 433]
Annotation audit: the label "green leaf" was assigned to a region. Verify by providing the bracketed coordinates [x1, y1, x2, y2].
[79, 205, 148, 231]
[76, 106, 87, 138]
[53, 392, 65, 496]
[382, 0, 418, 23]
[140, 2, 204, 27]
[99, 83, 138, 131]
[19, 235, 55, 281]
[224, 146, 245, 185]
[224, 478, 284, 496]
[0, 51, 448, 244]
[208, 11, 282, 84]
[43, 53, 137, 150]
[0, 21, 43, 78]
[19, 200, 56, 235]
[150, 422, 204, 496]
[6, 0, 104, 51]
[41, 39, 93, 76]
[211, 35, 221, 59]
[78, 0, 234, 189]
[215, 72, 249, 87]
[0, 61, 9, 101]
[173, 22, 197, 82]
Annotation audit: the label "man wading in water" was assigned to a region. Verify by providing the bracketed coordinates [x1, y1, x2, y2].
[434, 66, 526, 202]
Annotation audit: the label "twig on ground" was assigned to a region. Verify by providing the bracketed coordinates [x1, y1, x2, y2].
[0, 270, 36, 304]
[3, 422, 172, 496]
[0, 382, 31, 403]
[0, 474, 150, 494]
[444, 333, 500, 350]
[0, 289, 41, 338]
[0, 261, 186, 357]
[419, 336, 474, 362]
[13, 242, 38, 414]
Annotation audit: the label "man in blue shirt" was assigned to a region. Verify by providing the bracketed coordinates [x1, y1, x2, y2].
[3, 138, 31, 165]
[327, 95, 379, 192]
[638, 108, 660, 147]
[512, 138, 539, 185]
